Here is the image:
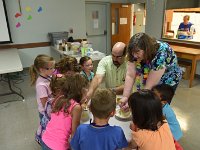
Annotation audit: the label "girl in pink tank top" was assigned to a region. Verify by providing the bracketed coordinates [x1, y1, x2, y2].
[42, 74, 88, 150]
[36, 74, 66, 144]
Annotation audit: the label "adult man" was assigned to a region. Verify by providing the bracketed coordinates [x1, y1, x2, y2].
[177, 15, 196, 40]
[86, 42, 127, 98]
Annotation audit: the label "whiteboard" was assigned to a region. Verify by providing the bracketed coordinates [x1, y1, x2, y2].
[5, 0, 86, 44]
[0, 0, 12, 43]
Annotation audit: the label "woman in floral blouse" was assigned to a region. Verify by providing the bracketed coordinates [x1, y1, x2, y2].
[120, 32, 182, 110]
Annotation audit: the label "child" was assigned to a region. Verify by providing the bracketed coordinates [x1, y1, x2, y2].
[54, 55, 80, 75]
[39, 74, 67, 138]
[79, 56, 94, 82]
[152, 84, 183, 141]
[127, 90, 176, 150]
[42, 74, 88, 150]
[70, 88, 128, 150]
[29, 54, 55, 144]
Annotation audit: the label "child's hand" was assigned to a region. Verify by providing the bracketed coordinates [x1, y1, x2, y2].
[129, 122, 137, 132]
[81, 102, 88, 110]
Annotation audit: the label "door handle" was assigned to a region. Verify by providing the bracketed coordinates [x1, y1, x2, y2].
[104, 30, 107, 35]
[86, 32, 88, 36]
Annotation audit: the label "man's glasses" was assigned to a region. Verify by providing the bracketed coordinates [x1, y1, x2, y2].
[112, 54, 124, 59]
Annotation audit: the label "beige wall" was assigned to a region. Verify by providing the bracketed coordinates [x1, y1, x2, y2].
[5, 0, 86, 68]
[86, 0, 129, 3]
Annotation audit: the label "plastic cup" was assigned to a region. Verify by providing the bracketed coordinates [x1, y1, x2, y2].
[81, 47, 85, 57]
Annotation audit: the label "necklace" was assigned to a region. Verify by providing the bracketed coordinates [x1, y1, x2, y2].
[39, 74, 51, 81]
[82, 70, 92, 82]
[135, 61, 151, 90]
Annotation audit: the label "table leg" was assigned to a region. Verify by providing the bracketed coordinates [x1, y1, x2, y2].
[0, 73, 25, 102]
[189, 58, 197, 88]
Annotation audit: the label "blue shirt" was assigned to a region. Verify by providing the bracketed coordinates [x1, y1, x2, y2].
[151, 41, 182, 86]
[80, 71, 94, 82]
[70, 124, 128, 150]
[178, 22, 195, 39]
[163, 103, 183, 141]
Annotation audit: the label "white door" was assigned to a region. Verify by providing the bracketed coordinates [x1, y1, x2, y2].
[85, 3, 108, 54]
[135, 12, 145, 33]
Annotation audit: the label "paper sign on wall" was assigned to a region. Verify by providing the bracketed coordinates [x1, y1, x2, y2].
[112, 23, 115, 35]
[93, 19, 99, 29]
[92, 11, 99, 29]
[120, 18, 127, 24]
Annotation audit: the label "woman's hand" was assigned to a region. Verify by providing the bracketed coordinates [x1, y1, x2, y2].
[119, 97, 129, 112]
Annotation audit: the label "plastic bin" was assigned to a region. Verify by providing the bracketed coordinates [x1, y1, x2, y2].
[48, 32, 68, 46]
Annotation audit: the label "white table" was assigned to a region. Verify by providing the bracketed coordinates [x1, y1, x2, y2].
[0, 48, 24, 102]
[109, 115, 132, 140]
[51, 46, 106, 62]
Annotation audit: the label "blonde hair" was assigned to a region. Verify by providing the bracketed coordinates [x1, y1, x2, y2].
[52, 74, 88, 115]
[90, 88, 116, 119]
[29, 54, 55, 86]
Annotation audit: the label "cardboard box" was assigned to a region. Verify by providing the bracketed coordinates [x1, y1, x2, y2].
[179, 61, 191, 80]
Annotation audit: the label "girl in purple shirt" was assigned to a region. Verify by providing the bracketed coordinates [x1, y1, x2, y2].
[29, 54, 55, 144]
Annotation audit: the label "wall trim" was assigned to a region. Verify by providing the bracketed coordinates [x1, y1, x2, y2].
[0, 42, 51, 49]
[162, 39, 200, 49]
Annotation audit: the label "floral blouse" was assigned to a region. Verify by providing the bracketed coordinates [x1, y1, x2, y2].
[151, 41, 182, 86]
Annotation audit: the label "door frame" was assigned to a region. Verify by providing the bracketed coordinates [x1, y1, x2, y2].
[85, 1, 111, 55]
[131, 2, 146, 36]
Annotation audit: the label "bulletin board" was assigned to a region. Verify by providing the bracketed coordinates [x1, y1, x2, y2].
[5, 0, 86, 44]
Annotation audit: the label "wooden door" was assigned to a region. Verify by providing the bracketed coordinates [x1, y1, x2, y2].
[111, 3, 131, 47]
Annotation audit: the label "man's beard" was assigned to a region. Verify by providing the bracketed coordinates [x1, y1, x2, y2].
[113, 61, 120, 67]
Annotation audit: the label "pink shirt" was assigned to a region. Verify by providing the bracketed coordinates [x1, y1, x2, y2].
[132, 123, 176, 150]
[42, 99, 79, 150]
[36, 76, 52, 114]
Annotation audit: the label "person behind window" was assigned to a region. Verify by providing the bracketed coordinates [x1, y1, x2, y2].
[177, 15, 196, 40]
